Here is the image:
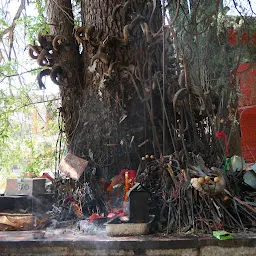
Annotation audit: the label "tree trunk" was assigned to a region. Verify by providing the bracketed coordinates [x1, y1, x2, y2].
[45, 0, 239, 177]
[46, 0, 165, 176]
[46, 0, 82, 138]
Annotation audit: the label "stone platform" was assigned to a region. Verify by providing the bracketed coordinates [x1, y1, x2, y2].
[0, 194, 54, 214]
[0, 229, 255, 256]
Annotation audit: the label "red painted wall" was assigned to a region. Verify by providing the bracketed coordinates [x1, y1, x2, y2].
[237, 63, 256, 163]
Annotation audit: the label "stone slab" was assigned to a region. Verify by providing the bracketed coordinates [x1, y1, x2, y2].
[0, 194, 54, 213]
[0, 229, 255, 255]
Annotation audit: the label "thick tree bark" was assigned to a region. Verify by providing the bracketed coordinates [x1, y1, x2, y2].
[46, 0, 164, 175]
[46, 0, 83, 140]
[77, 0, 163, 171]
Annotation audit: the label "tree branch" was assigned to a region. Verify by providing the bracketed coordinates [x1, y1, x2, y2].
[0, 0, 26, 40]
[20, 98, 61, 109]
[0, 68, 41, 83]
[247, 0, 256, 16]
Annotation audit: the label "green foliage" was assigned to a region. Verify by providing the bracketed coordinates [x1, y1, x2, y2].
[23, 136, 56, 177]
[0, 91, 25, 176]
[0, 19, 9, 30]
[0, 91, 60, 177]
[0, 0, 61, 178]
[20, 0, 49, 43]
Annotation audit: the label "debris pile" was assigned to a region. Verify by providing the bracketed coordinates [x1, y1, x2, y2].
[137, 154, 256, 234]
[39, 152, 256, 235]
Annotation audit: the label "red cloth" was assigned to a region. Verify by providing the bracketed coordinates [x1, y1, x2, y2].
[111, 169, 136, 187]
[40, 172, 54, 181]
[126, 170, 136, 187]
[216, 131, 229, 156]
[89, 213, 101, 223]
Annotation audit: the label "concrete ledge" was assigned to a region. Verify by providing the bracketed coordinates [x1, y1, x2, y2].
[0, 230, 255, 256]
[0, 194, 54, 213]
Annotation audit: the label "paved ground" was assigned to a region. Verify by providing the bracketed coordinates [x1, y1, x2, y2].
[0, 229, 255, 254]
[0, 228, 255, 244]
